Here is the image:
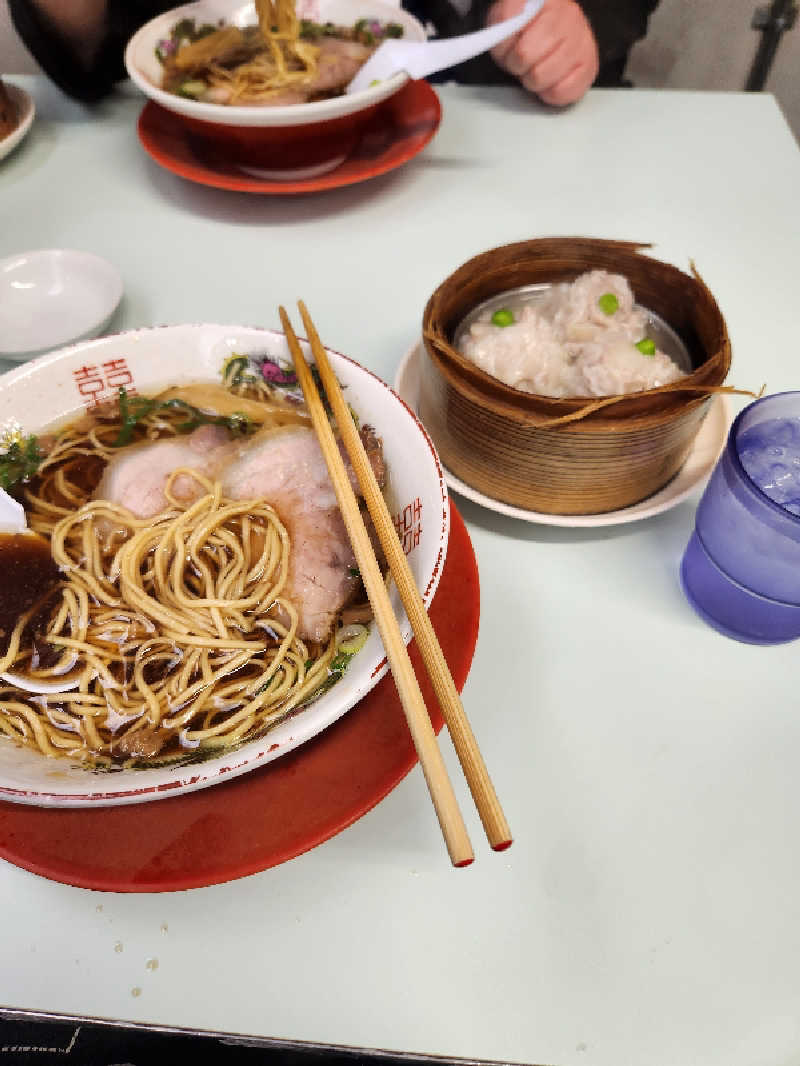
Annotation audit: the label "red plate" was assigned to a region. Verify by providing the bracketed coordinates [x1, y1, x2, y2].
[0, 504, 479, 892]
[136, 80, 441, 195]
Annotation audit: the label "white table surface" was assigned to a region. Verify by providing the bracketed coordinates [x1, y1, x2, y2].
[2, 75, 800, 1066]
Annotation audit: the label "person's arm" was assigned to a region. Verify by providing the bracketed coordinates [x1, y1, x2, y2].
[18, 0, 108, 66]
[488, 0, 659, 105]
[8, 0, 166, 102]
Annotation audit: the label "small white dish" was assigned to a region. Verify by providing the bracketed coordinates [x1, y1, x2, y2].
[394, 341, 732, 528]
[0, 249, 123, 361]
[0, 83, 35, 163]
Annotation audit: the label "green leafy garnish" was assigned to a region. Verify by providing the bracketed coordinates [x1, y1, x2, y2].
[313, 649, 355, 696]
[255, 672, 278, 695]
[0, 434, 41, 490]
[300, 18, 341, 38]
[171, 18, 217, 43]
[598, 292, 619, 315]
[113, 387, 253, 447]
[115, 389, 159, 446]
[491, 308, 515, 328]
[163, 399, 251, 437]
[308, 365, 334, 415]
[635, 338, 656, 356]
[329, 650, 353, 674]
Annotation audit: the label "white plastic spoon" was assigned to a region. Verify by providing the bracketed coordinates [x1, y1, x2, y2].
[0, 487, 80, 694]
[0, 484, 26, 534]
[346, 0, 545, 95]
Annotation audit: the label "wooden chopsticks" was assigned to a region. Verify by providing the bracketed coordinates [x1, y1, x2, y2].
[279, 306, 472, 866]
[295, 303, 512, 852]
[279, 301, 512, 864]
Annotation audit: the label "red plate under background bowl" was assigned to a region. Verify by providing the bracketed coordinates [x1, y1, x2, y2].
[136, 80, 442, 194]
[172, 103, 378, 177]
[124, 0, 429, 179]
[0, 504, 480, 892]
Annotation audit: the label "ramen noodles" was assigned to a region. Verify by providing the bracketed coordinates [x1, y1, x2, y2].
[0, 358, 384, 769]
[156, 0, 404, 105]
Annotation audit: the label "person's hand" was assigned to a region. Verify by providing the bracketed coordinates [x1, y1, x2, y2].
[488, 0, 599, 107]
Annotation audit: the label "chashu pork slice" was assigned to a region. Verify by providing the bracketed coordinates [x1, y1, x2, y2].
[221, 425, 362, 644]
[92, 422, 387, 644]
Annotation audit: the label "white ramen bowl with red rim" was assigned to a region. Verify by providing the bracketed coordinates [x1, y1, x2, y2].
[124, 0, 427, 179]
[0, 324, 450, 807]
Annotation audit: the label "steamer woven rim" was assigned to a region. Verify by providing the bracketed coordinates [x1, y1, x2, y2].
[421, 237, 753, 427]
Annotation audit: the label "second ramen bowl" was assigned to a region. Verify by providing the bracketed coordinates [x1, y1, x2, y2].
[125, 0, 426, 178]
[421, 237, 733, 516]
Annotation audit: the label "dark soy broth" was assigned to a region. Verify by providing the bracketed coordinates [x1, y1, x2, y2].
[0, 533, 61, 654]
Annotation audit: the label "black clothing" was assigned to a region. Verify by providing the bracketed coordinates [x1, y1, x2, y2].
[402, 0, 659, 86]
[9, 0, 167, 102]
[9, 0, 659, 103]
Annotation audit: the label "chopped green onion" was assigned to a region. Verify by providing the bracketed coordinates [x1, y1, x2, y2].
[299, 18, 322, 38]
[491, 308, 515, 328]
[335, 622, 369, 656]
[598, 292, 619, 315]
[303, 624, 369, 699]
[221, 354, 252, 388]
[170, 17, 195, 38]
[178, 80, 207, 99]
[635, 338, 656, 356]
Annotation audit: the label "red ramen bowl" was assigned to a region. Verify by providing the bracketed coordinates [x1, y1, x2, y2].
[125, 0, 427, 178]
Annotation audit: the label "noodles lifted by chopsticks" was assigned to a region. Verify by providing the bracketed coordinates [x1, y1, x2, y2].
[157, 0, 404, 105]
[162, 0, 320, 103]
[245, 0, 321, 96]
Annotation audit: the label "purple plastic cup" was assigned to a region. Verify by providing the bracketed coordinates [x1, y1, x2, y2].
[680, 391, 800, 644]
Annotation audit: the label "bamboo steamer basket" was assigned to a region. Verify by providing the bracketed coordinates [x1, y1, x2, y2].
[420, 237, 733, 515]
